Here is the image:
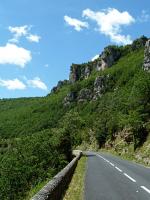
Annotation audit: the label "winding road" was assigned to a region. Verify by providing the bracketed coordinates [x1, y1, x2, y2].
[84, 152, 150, 200]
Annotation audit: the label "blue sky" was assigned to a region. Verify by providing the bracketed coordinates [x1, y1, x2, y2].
[0, 0, 149, 98]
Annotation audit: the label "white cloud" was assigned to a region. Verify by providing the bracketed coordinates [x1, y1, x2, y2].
[0, 76, 48, 91]
[8, 25, 30, 43]
[8, 25, 41, 43]
[27, 77, 48, 90]
[91, 54, 99, 61]
[0, 43, 32, 67]
[83, 8, 135, 45]
[64, 15, 89, 31]
[9, 25, 29, 37]
[138, 10, 150, 22]
[26, 34, 41, 43]
[0, 78, 26, 90]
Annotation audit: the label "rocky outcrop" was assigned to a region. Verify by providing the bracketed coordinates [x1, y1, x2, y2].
[131, 36, 148, 51]
[93, 75, 109, 100]
[77, 88, 93, 102]
[51, 80, 69, 93]
[63, 92, 76, 106]
[69, 46, 121, 83]
[69, 37, 149, 84]
[52, 36, 148, 98]
[69, 64, 81, 83]
[143, 39, 150, 72]
[95, 60, 102, 71]
[69, 64, 94, 83]
[63, 36, 149, 105]
[100, 46, 121, 69]
[63, 75, 109, 105]
[84, 66, 91, 79]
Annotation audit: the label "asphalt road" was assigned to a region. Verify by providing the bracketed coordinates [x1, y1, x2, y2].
[84, 151, 150, 200]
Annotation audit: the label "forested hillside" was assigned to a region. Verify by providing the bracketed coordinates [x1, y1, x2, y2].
[0, 36, 150, 199]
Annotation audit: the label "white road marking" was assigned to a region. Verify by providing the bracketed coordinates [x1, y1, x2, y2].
[97, 153, 150, 196]
[140, 186, 150, 194]
[98, 155, 104, 159]
[115, 166, 123, 172]
[98, 156, 105, 160]
[98, 155, 116, 167]
[98, 155, 109, 163]
[123, 173, 136, 183]
[109, 162, 115, 167]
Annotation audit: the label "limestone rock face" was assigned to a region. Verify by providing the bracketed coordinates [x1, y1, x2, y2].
[69, 46, 121, 83]
[143, 39, 150, 72]
[84, 66, 91, 79]
[69, 64, 93, 83]
[69, 64, 81, 83]
[96, 60, 102, 71]
[77, 88, 93, 102]
[63, 92, 76, 106]
[101, 46, 121, 69]
[51, 80, 69, 93]
[93, 76, 108, 100]
[131, 36, 148, 51]
[64, 74, 110, 105]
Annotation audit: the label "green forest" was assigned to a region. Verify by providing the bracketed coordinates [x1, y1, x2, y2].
[0, 37, 150, 199]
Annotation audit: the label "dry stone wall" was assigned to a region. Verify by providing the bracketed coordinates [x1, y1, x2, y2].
[31, 153, 81, 200]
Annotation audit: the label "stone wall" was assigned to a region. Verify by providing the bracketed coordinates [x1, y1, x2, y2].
[31, 152, 82, 200]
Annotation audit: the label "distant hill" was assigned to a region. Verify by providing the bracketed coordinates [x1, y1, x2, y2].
[0, 36, 150, 199]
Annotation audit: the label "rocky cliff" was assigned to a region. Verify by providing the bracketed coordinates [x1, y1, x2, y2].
[51, 80, 69, 93]
[143, 39, 150, 72]
[63, 74, 110, 106]
[69, 36, 148, 84]
[69, 45, 121, 83]
[50, 36, 149, 105]
[63, 36, 149, 106]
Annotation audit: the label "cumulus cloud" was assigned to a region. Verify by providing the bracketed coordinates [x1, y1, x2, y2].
[8, 25, 30, 43]
[64, 15, 89, 31]
[91, 54, 99, 61]
[0, 43, 32, 67]
[26, 34, 41, 43]
[82, 8, 135, 45]
[138, 10, 150, 22]
[8, 25, 41, 43]
[0, 78, 26, 90]
[27, 77, 48, 90]
[0, 77, 48, 91]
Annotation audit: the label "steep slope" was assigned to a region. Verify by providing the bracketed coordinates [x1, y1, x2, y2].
[0, 36, 150, 199]
[0, 87, 73, 200]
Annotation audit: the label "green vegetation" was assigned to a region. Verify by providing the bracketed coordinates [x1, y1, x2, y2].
[63, 156, 87, 200]
[69, 48, 150, 149]
[0, 86, 73, 200]
[0, 37, 150, 199]
[99, 130, 150, 167]
[25, 180, 48, 200]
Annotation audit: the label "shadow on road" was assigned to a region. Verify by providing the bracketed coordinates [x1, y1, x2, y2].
[84, 154, 96, 157]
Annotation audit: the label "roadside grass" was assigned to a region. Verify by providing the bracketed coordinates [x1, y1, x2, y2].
[98, 138, 150, 168]
[63, 156, 87, 200]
